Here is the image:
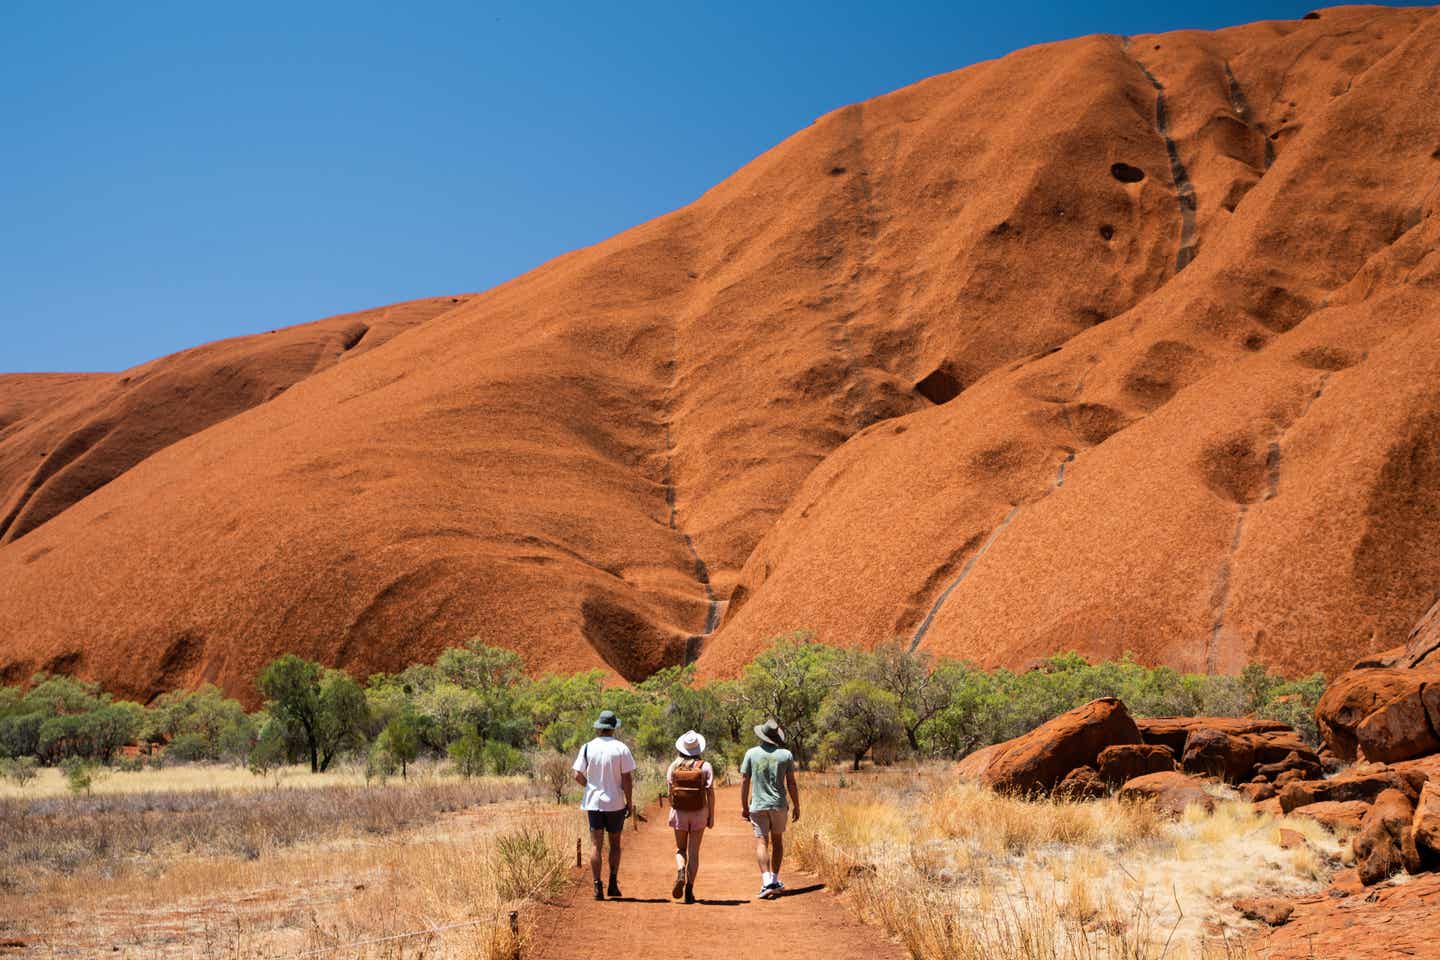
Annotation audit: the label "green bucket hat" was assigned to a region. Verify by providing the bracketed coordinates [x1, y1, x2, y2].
[593, 709, 621, 731]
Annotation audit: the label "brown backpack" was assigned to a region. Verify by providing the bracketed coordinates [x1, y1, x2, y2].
[670, 758, 708, 811]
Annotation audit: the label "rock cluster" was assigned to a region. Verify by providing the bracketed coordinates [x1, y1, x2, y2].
[959, 604, 1440, 895]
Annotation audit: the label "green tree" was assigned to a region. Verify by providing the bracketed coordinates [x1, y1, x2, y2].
[817, 679, 903, 770]
[0, 756, 38, 789]
[740, 632, 840, 767]
[375, 709, 423, 780]
[257, 656, 370, 772]
[448, 730, 487, 778]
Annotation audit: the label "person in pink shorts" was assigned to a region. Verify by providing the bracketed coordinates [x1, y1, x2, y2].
[666, 730, 715, 904]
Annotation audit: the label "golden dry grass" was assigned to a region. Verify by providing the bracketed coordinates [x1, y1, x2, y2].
[0, 760, 452, 799]
[789, 766, 1345, 960]
[0, 766, 580, 959]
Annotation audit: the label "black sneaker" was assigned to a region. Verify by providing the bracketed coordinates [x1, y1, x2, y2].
[593, 880, 605, 901]
[607, 880, 622, 898]
[672, 869, 686, 900]
[684, 884, 696, 905]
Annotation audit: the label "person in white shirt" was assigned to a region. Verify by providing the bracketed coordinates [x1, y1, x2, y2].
[571, 710, 636, 900]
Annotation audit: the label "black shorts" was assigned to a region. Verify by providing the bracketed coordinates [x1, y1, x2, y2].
[586, 809, 627, 834]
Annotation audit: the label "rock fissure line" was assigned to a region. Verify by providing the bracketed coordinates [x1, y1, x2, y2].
[1223, 61, 1276, 170]
[661, 324, 723, 666]
[1205, 373, 1331, 672]
[1122, 40, 1199, 272]
[909, 445, 1080, 652]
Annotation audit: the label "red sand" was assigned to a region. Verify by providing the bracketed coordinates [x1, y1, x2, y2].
[1, 6, 1438, 702]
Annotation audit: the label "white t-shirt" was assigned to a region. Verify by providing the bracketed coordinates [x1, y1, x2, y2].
[572, 736, 637, 812]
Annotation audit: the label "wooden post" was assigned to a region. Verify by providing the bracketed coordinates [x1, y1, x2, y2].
[575, 837, 582, 867]
[509, 911, 520, 960]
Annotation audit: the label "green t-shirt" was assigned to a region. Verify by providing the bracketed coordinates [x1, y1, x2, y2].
[740, 744, 794, 811]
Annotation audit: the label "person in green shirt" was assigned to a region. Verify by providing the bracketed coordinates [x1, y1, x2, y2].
[739, 718, 800, 900]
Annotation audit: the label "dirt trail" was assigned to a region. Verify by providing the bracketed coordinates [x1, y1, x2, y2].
[531, 803, 904, 960]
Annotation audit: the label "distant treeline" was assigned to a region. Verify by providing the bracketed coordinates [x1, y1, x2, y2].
[0, 632, 1327, 783]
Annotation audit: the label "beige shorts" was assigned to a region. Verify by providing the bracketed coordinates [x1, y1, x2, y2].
[749, 808, 788, 838]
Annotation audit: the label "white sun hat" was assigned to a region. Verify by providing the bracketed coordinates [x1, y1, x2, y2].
[675, 730, 707, 757]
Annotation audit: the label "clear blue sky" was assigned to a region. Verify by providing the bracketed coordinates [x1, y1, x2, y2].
[1, 1, 1417, 372]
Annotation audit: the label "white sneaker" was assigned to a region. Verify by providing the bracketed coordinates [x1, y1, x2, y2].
[759, 881, 781, 900]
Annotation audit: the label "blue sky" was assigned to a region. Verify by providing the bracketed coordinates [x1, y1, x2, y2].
[1, 1, 1418, 372]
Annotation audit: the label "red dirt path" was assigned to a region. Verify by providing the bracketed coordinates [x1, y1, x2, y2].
[531, 804, 903, 960]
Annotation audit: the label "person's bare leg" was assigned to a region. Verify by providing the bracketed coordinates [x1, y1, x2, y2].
[754, 833, 771, 874]
[589, 829, 605, 882]
[672, 829, 688, 898]
[686, 829, 704, 884]
[771, 834, 785, 878]
[607, 832, 623, 888]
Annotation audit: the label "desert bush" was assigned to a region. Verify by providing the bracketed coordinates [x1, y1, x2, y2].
[492, 822, 567, 901]
[0, 756, 38, 789]
[532, 750, 573, 803]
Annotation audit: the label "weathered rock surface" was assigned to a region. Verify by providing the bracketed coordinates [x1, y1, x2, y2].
[1233, 896, 1293, 926]
[1279, 768, 1416, 814]
[1354, 684, 1440, 764]
[1264, 871, 1440, 960]
[1054, 765, 1108, 801]
[1413, 780, 1440, 857]
[1287, 799, 1370, 833]
[1096, 743, 1175, 785]
[1353, 788, 1421, 885]
[4, 6, 1440, 700]
[1182, 726, 1318, 783]
[1135, 716, 1291, 757]
[956, 697, 1141, 794]
[1118, 771, 1215, 816]
[1317, 668, 1439, 761]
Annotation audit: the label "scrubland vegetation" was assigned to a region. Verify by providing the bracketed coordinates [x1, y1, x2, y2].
[791, 766, 1345, 960]
[0, 635, 1332, 956]
[0, 632, 1326, 787]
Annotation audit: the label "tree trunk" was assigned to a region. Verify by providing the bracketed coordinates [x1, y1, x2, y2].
[852, 753, 863, 771]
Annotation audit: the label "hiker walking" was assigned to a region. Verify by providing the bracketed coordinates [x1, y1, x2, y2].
[666, 729, 715, 904]
[740, 718, 800, 900]
[572, 709, 636, 900]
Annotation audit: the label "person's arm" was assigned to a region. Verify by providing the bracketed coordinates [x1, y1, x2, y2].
[572, 744, 588, 787]
[786, 767, 801, 822]
[705, 764, 716, 828]
[621, 770, 634, 817]
[740, 774, 752, 820]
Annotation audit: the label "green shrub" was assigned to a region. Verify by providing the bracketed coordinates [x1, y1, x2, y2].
[482, 739, 528, 776]
[449, 731, 487, 778]
[61, 757, 96, 795]
[1, 755, 38, 788]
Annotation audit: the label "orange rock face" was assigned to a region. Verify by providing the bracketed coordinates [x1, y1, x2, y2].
[3, 6, 1440, 703]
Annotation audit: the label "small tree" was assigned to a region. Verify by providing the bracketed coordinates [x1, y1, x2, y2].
[449, 731, 487, 778]
[375, 710, 422, 780]
[61, 757, 95, 796]
[1, 756, 38, 790]
[817, 680, 902, 771]
[534, 751, 573, 803]
[258, 655, 324, 772]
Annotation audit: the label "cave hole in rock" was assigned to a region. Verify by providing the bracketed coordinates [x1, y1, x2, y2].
[1111, 162, 1146, 183]
[1302, 10, 1321, 19]
[915, 368, 963, 405]
[1099, 224, 1115, 241]
[828, 165, 847, 176]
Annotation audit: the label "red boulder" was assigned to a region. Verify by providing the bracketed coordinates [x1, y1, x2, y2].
[956, 698, 1141, 795]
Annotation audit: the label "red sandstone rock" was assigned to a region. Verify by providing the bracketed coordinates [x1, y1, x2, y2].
[1118, 771, 1215, 816]
[1355, 685, 1440, 764]
[1233, 897, 1293, 927]
[1288, 800, 1370, 833]
[3, 7, 1440, 700]
[1182, 726, 1316, 783]
[1317, 669, 1439, 761]
[1264, 871, 1440, 960]
[1096, 743, 1175, 785]
[1279, 769, 1414, 813]
[1276, 827, 1306, 849]
[1412, 780, 1440, 857]
[1353, 788, 1421, 885]
[956, 698, 1140, 794]
[1239, 781, 1276, 803]
[1053, 765, 1108, 801]
[1130, 717, 1291, 757]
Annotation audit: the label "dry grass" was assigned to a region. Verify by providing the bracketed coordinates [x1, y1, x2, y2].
[789, 766, 1344, 960]
[0, 765, 580, 959]
[0, 760, 433, 799]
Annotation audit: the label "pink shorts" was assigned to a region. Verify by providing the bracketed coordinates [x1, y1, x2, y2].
[667, 806, 710, 831]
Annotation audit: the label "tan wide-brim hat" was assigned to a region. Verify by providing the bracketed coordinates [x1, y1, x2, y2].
[675, 730, 707, 757]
